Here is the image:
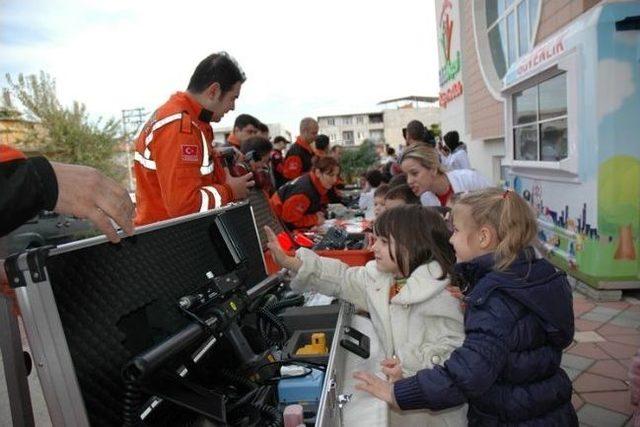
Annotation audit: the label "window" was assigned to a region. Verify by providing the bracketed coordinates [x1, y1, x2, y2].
[343, 117, 352, 125]
[356, 116, 364, 124]
[512, 73, 567, 162]
[357, 132, 365, 140]
[485, 0, 539, 79]
[342, 131, 354, 142]
[327, 118, 335, 126]
[368, 114, 383, 124]
[369, 129, 384, 141]
[329, 134, 336, 142]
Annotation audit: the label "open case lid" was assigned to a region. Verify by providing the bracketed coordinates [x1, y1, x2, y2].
[4, 202, 267, 426]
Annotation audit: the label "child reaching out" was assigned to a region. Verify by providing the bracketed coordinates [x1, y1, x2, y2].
[354, 188, 578, 426]
[265, 205, 467, 426]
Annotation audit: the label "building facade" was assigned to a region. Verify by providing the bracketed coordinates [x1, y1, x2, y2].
[436, 0, 640, 291]
[318, 97, 441, 148]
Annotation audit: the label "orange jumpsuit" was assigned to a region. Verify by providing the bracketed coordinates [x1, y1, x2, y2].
[134, 92, 233, 225]
[270, 172, 328, 229]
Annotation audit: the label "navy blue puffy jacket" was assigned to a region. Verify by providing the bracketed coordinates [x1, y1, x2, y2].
[393, 249, 578, 426]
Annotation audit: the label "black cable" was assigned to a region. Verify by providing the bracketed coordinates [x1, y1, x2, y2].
[258, 306, 289, 347]
[250, 403, 282, 427]
[121, 378, 143, 427]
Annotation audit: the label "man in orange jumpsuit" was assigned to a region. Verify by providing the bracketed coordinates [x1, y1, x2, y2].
[282, 117, 318, 181]
[134, 52, 255, 226]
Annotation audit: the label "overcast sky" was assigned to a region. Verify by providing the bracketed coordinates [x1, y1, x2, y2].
[1, 0, 440, 137]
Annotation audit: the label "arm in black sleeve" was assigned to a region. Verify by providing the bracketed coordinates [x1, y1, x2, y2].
[0, 156, 58, 236]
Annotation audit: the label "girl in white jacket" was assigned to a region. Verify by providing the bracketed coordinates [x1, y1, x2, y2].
[265, 205, 467, 426]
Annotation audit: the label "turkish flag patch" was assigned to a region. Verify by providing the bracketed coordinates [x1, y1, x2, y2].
[181, 145, 199, 162]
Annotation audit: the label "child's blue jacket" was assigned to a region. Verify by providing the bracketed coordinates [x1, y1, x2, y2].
[393, 248, 578, 426]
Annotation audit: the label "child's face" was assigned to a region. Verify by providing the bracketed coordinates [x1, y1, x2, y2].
[449, 204, 488, 263]
[373, 196, 386, 218]
[384, 198, 406, 210]
[371, 234, 402, 275]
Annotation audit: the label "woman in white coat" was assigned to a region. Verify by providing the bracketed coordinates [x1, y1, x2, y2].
[440, 131, 471, 171]
[401, 144, 491, 208]
[265, 205, 467, 426]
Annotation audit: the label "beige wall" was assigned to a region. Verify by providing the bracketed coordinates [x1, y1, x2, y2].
[461, 0, 504, 141]
[537, 0, 601, 43]
[382, 107, 441, 148]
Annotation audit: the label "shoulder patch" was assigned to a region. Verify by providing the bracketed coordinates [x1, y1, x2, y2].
[180, 112, 192, 134]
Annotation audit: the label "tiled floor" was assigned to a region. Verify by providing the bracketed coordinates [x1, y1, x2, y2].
[565, 292, 639, 427]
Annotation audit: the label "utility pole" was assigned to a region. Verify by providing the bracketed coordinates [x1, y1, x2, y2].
[121, 108, 146, 192]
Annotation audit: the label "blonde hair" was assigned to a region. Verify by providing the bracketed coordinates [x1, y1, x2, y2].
[399, 144, 447, 174]
[455, 188, 538, 270]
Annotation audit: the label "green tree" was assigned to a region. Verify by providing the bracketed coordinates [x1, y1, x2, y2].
[5, 72, 125, 181]
[339, 139, 379, 183]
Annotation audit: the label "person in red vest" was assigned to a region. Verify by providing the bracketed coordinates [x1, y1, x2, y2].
[270, 156, 340, 229]
[134, 52, 255, 226]
[1, 145, 133, 242]
[282, 117, 318, 181]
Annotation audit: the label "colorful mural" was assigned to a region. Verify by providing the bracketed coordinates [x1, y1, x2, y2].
[504, 3, 640, 288]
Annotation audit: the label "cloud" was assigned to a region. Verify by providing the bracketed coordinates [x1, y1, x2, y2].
[597, 59, 635, 120]
[1, 0, 440, 135]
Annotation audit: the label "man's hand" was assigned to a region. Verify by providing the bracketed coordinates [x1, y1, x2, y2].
[225, 169, 254, 200]
[381, 357, 404, 383]
[353, 371, 399, 409]
[51, 162, 134, 243]
[316, 211, 326, 225]
[264, 226, 302, 272]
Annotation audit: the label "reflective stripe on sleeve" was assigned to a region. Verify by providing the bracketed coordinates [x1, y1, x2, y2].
[134, 151, 157, 170]
[202, 186, 222, 208]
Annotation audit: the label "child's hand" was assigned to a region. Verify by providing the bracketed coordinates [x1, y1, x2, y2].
[264, 226, 302, 272]
[381, 358, 404, 383]
[446, 285, 467, 311]
[353, 371, 399, 409]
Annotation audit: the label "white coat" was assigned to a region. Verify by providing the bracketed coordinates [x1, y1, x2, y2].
[442, 146, 471, 170]
[421, 169, 492, 207]
[291, 248, 468, 426]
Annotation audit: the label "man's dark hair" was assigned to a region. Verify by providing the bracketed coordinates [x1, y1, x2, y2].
[241, 136, 273, 160]
[406, 120, 436, 147]
[257, 122, 269, 134]
[273, 136, 289, 145]
[444, 130, 461, 151]
[365, 169, 385, 188]
[315, 134, 330, 151]
[233, 114, 261, 131]
[187, 52, 246, 94]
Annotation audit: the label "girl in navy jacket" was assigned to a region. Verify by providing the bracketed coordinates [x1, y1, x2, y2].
[354, 187, 578, 426]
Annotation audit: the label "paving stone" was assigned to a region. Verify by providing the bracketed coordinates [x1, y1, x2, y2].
[587, 360, 631, 381]
[609, 316, 640, 328]
[576, 318, 604, 332]
[606, 334, 640, 347]
[568, 343, 615, 360]
[592, 306, 623, 316]
[573, 372, 628, 393]
[580, 391, 635, 416]
[577, 403, 630, 426]
[562, 353, 597, 371]
[601, 301, 632, 310]
[572, 393, 584, 411]
[582, 312, 619, 323]
[575, 331, 606, 343]
[564, 366, 584, 381]
[597, 341, 639, 359]
[598, 323, 640, 336]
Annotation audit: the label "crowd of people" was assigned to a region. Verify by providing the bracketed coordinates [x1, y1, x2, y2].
[2, 51, 639, 426]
